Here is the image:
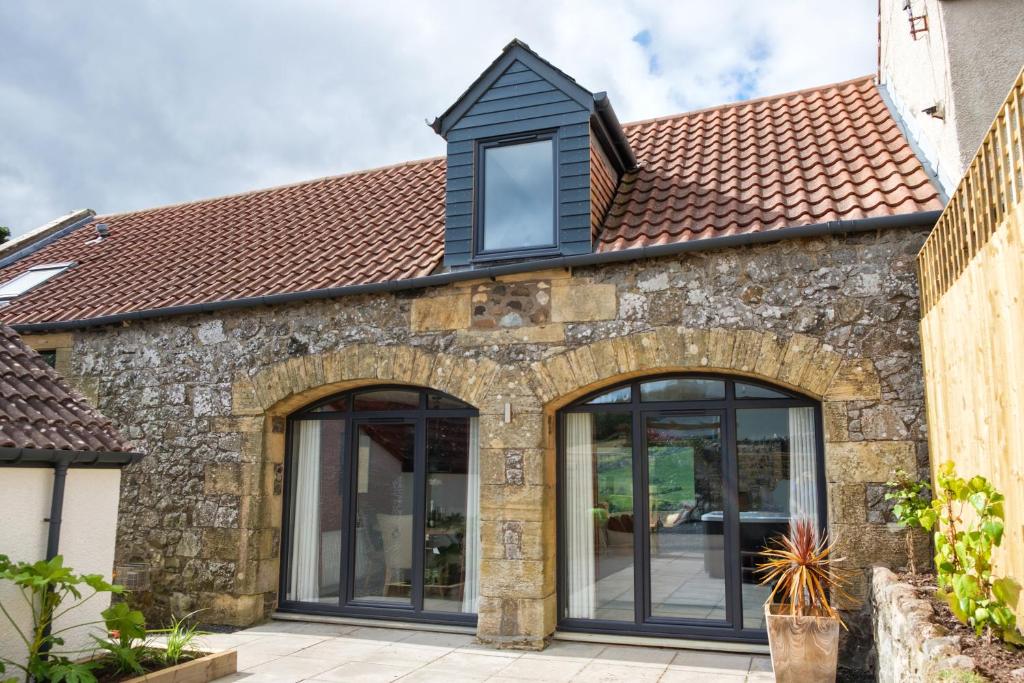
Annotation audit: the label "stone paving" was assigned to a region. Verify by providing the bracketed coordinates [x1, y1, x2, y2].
[194, 620, 774, 682]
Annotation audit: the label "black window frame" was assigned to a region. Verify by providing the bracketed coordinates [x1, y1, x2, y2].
[278, 385, 479, 627]
[556, 373, 827, 645]
[472, 130, 560, 262]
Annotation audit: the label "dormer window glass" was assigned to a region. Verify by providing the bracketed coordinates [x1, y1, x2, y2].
[478, 134, 556, 255]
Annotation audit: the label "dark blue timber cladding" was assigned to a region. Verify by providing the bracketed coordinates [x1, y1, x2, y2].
[440, 54, 597, 267]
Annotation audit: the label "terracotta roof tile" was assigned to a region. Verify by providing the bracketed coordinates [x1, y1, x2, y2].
[598, 77, 942, 250]
[0, 324, 133, 453]
[0, 77, 941, 326]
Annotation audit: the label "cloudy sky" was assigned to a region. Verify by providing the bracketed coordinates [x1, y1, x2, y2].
[0, 1, 876, 236]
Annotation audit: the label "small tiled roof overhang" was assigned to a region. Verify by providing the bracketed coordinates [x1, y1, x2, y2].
[0, 77, 942, 328]
[0, 324, 136, 462]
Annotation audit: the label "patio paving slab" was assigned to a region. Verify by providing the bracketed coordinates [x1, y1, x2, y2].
[203, 620, 774, 682]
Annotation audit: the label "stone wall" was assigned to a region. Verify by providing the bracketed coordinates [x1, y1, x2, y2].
[21, 227, 932, 651]
[871, 566, 978, 682]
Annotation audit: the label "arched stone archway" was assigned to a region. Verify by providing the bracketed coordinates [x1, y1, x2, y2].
[213, 344, 500, 626]
[213, 329, 908, 642]
[527, 326, 875, 410]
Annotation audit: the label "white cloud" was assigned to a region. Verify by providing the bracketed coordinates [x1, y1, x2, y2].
[0, 1, 875, 235]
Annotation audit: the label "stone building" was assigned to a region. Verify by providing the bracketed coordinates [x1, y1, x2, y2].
[0, 35, 947, 659]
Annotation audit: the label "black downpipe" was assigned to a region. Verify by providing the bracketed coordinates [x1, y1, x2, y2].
[39, 459, 69, 657]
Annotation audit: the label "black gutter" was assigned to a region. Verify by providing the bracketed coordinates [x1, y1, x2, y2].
[0, 447, 142, 467]
[0, 211, 95, 271]
[10, 211, 942, 334]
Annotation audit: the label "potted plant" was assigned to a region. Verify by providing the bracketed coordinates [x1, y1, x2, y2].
[756, 519, 852, 683]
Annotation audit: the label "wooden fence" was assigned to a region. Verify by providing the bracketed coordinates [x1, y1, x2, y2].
[917, 66, 1024, 620]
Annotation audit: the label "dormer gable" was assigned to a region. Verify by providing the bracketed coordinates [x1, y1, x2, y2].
[432, 40, 635, 268]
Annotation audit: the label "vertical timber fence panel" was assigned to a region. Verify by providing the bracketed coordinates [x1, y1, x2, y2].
[917, 67, 1024, 621]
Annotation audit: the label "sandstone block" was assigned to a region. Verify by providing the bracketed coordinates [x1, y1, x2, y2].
[827, 359, 882, 401]
[823, 401, 850, 442]
[456, 323, 565, 346]
[410, 293, 470, 331]
[479, 557, 555, 598]
[825, 441, 916, 483]
[480, 520, 547, 561]
[551, 283, 616, 322]
[754, 332, 786, 378]
[476, 595, 555, 644]
[479, 483, 551, 523]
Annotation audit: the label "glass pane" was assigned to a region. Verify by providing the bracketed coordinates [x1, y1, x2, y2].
[584, 386, 632, 405]
[736, 407, 819, 630]
[483, 139, 555, 251]
[427, 392, 471, 410]
[352, 422, 416, 604]
[735, 382, 789, 399]
[564, 412, 635, 622]
[424, 417, 478, 613]
[286, 419, 346, 604]
[353, 389, 420, 411]
[647, 414, 727, 621]
[311, 396, 349, 412]
[640, 378, 725, 402]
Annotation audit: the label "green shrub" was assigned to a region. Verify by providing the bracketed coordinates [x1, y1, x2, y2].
[885, 468, 935, 573]
[924, 462, 1022, 645]
[0, 554, 139, 683]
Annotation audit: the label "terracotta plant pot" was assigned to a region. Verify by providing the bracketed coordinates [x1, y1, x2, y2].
[764, 603, 840, 683]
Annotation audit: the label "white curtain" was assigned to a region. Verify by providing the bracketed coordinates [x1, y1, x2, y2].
[565, 413, 596, 619]
[462, 417, 481, 613]
[288, 420, 322, 602]
[788, 407, 819, 529]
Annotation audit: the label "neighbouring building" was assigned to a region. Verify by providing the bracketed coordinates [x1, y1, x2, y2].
[879, 0, 1024, 193]
[0, 5, 1017, 667]
[0, 323, 138, 669]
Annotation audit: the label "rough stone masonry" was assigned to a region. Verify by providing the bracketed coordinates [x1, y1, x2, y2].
[26, 228, 930, 653]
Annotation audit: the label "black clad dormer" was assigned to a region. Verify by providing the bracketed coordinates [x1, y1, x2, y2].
[431, 40, 635, 268]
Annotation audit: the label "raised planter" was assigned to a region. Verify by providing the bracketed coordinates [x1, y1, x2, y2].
[112, 650, 236, 683]
[870, 566, 978, 683]
[764, 603, 839, 683]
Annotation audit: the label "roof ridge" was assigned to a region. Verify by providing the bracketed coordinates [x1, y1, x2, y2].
[94, 154, 445, 221]
[620, 75, 877, 131]
[89, 76, 878, 222]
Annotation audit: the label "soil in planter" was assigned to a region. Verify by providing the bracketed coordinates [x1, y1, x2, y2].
[89, 650, 199, 682]
[899, 571, 1024, 683]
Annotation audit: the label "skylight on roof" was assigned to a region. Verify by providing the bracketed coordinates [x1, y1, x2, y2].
[0, 262, 74, 301]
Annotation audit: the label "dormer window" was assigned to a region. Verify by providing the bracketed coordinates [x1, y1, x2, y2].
[431, 39, 636, 268]
[478, 134, 556, 256]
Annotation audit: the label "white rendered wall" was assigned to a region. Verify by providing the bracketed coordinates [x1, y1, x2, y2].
[0, 468, 122, 678]
[880, 0, 1024, 193]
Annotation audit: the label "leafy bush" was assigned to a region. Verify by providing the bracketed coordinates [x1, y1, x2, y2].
[916, 462, 1022, 645]
[0, 553, 131, 683]
[91, 601, 149, 677]
[885, 468, 935, 573]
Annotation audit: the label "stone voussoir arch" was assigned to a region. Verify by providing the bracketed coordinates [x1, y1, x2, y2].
[230, 343, 502, 419]
[528, 326, 882, 411]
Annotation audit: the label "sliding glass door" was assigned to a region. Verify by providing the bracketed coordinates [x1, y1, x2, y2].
[282, 387, 480, 624]
[559, 375, 824, 642]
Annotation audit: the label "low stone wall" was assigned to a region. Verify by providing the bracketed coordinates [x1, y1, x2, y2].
[871, 566, 978, 682]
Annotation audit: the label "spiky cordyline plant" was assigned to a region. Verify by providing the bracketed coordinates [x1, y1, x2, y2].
[757, 519, 853, 628]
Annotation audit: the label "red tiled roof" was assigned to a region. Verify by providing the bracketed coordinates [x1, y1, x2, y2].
[0, 77, 941, 327]
[598, 77, 942, 250]
[0, 324, 134, 453]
